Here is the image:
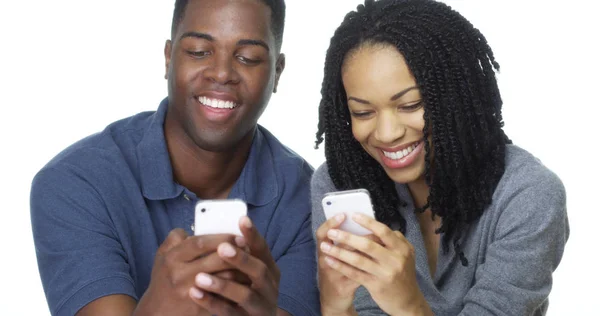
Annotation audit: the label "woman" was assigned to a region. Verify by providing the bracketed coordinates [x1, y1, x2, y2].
[311, 0, 569, 315]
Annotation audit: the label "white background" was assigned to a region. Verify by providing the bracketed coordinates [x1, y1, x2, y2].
[1, 0, 598, 315]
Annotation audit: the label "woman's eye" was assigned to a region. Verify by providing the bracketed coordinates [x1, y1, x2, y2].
[350, 111, 373, 118]
[399, 101, 424, 112]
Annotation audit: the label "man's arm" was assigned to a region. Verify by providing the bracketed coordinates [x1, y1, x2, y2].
[76, 296, 136, 316]
[31, 166, 139, 316]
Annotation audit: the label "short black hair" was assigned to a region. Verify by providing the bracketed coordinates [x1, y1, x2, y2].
[171, 0, 286, 51]
[316, 0, 511, 266]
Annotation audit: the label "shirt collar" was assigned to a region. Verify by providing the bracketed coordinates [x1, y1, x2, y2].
[228, 126, 278, 206]
[137, 98, 182, 200]
[137, 98, 278, 206]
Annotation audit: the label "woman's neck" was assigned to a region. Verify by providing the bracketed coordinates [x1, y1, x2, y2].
[407, 176, 430, 210]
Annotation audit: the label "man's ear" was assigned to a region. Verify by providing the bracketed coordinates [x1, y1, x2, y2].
[273, 53, 285, 93]
[164, 40, 172, 80]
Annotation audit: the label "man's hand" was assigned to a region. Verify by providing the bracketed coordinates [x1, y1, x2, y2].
[134, 228, 244, 316]
[188, 216, 282, 316]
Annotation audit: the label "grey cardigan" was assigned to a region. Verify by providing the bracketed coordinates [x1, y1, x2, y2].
[311, 145, 569, 316]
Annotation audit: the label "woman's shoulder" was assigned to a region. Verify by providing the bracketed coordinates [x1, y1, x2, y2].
[311, 162, 337, 193]
[501, 145, 564, 193]
[488, 145, 567, 230]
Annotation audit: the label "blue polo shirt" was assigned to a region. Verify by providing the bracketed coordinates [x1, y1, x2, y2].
[30, 98, 320, 316]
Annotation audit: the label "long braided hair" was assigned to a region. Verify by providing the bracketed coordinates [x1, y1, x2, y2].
[315, 0, 511, 264]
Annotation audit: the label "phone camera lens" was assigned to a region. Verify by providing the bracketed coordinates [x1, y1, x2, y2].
[201, 208, 206, 213]
[326, 201, 332, 206]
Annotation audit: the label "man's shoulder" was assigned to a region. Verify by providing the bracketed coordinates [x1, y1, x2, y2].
[257, 125, 314, 177]
[38, 110, 155, 184]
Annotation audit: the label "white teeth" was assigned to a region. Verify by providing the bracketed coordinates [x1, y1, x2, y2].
[198, 96, 237, 109]
[382, 143, 419, 160]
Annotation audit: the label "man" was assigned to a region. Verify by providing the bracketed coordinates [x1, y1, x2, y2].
[30, 0, 319, 315]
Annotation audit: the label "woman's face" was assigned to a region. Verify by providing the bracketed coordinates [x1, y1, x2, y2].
[341, 43, 426, 184]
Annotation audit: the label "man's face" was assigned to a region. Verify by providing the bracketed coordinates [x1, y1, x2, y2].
[165, 0, 284, 152]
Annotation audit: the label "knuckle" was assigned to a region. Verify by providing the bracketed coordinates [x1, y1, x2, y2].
[212, 278, 227, 291]
[360, 239, 375, 253]
[348, 255, 364, 267]
[382, 269, 395, 280]
[239, 250, 251, 266]
[403, 243, 415, 257]
[218, 271, 235, 280]
[163, 253, 177, 269]
[381, 228, 394, 240]
[346, 267, 361, 280]
[239, 290, 255, 307]
[257, 263, 268, 281]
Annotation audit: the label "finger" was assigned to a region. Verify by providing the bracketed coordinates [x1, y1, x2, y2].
[217, 242, 278, 301]
[169, 234, 238, 263]
[352, 213, 405, 247]
[316, 213, 345, 242]
[326, 229, 388, 260]
[189, 287, 246, 316]
[320, 241, 380, 276]
[323, 255, 372, 285]
[364, 234, 385, 246]
[194, 273, 266, 314]
[214, 270, 252, 285]
[238, 217, 278, 277]
[173, 251, 236, 283]
[157, 228, 188, 255]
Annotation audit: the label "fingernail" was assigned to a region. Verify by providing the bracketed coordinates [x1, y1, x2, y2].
[196, 273, 212, 287]
[190, 287, 204, 299]
[327, 229, 339, 239]
[219, 243, 237, 257]
[320, 242, 331, 252]
[335, 213, 345, 223]
[241, 216, 252, 228]
[235, 236, 246, 248]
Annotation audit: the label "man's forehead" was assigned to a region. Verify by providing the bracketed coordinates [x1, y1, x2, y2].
[181, 0, 271, 29]
[178, 0, 273, 41]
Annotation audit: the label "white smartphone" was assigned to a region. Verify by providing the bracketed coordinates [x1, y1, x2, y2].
[194, 199, 247, 236]
[322, 189, 375, 236]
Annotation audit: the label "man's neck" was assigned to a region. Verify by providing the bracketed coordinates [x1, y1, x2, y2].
[164, 118, 254, 200]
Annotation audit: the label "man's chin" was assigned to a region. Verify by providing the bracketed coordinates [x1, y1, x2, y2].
[190, 128, 254, 154]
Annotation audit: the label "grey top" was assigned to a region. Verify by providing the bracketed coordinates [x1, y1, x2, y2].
[311, 145, 569, 316]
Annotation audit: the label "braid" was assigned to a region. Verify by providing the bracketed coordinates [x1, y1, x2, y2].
[316, 0, 510, 262]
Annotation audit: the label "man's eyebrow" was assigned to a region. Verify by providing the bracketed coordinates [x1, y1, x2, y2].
[179, 31, 214, 42]
[348, 86, 419, 104]
[237, 39, 270, 52]
[178, 33, 270, 52]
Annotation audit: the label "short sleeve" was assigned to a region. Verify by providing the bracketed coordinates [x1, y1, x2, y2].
[30, 165, 136, 316]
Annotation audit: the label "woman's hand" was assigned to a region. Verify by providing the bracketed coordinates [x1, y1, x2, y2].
[320, 213, 433, 316]
[316, 214, 360, 316]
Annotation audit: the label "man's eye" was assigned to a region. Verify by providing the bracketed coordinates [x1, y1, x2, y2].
[187, 51, 210, 58]
[237, 56, 260, 65]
